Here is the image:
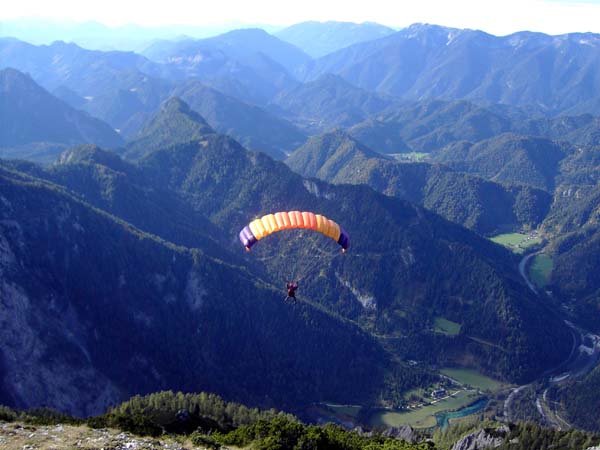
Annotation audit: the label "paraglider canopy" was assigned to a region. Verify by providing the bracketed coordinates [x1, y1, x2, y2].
[239, 211, 349, 252]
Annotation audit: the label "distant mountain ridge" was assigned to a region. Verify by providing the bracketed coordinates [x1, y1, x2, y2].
[275, 21, 396, 58]
[0, 18, 251, 51]
[433, 134, 569, 191]
[297, 24, 600, 115]
[0, 37, 174, 93]
[143, 28, 311, 74]
[0, 68, 124, 162]
[141, 28, 308, 104]
[286, 130, 552, 234]
[270, 74, 399, 132]
[322, 99, 600, 155]
[171, 81, 306, 158]
[0, 37, 176, 134]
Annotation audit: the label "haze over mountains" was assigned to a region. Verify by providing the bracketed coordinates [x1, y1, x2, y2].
[274, 21, 397, 58]
[0, 68, 124, 162]
[297, 24, 600, 115]
[1, 17, 600, 439]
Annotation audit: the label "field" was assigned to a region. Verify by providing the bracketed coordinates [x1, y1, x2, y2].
[489, 232, 542, 254]
[434, 317, 461, 336]
[490, 233, 542, 253]
[368, 390, 481, 429]
[390, 152, 429, 162]
[440, 368, 504, 392]
[529, 253, 553, 288]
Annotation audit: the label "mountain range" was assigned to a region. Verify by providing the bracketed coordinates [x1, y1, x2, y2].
[0, 68, 123, 163]
[286, 130, 552, 234]
[297, 24, 600, 115]
[346, 99, 600, 155]
[1, 19, 600, 435]
[0, 97, 576, 417]
[432, 134, 569, 191]
[141, 28, 306, 105]
[0, 18, 253, 51]
[274, 21, 396, 58]
[270, 74, 399, 132]
[170, 81, 306, 158]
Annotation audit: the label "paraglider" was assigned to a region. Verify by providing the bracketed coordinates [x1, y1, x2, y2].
[238, 211, 349, 304]
[286, 281, 299, 303]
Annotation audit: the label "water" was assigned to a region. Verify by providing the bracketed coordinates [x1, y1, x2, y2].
[435, 398, 488, 429]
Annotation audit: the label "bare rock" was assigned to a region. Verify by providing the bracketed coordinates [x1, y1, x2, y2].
[382, 425, 418, 443]
[451, 426, 509, 450]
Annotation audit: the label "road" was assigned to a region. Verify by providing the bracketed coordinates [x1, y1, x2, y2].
[503, 252, 600, 429]
[518, 251, 540, 294]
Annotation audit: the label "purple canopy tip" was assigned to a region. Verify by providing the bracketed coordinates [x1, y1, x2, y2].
[239, 225, 257, 249]
[338, 228, 350, 250]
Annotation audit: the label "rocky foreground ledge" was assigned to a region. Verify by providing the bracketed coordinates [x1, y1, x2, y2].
[0, 422, 212, 450]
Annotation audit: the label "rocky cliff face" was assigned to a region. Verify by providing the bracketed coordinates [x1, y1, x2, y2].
[451, 426, 509, 450]
[0, 191, 122, 415]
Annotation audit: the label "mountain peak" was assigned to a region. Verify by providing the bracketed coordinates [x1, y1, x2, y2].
[159, 96, 200, 116]
[218, 27, 271, 38]
[402, 22, 457, 35]
[149, 96, 213, 131]
[286, 129, 387, 179]
[299, 129, 389, 159]
[275, 21, 395, 58]
[0, 67, 38, 91]
[124, 97, 215, 160]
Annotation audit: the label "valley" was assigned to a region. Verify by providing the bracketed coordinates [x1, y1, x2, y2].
[1, 11, 600, 448]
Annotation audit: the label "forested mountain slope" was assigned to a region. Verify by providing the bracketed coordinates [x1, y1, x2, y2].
[0, 161, 405, 416]
[287, 131, 551, 234]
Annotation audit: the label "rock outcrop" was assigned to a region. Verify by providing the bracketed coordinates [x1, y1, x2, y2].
[451, 425, 510, 450]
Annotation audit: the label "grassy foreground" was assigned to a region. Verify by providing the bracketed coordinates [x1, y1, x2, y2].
[0, 422, 190, 450]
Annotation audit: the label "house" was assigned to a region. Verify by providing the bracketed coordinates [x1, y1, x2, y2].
[431, 389, 446, 399]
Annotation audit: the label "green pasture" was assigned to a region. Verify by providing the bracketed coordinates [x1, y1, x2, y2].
[440, 368, 504, 392]
[391, 152, 429, 162]
[368, 390, 481, 429]
[434, 317, 461, 336]
[489, 233, 541, 254]
[529, 253, 553, 288]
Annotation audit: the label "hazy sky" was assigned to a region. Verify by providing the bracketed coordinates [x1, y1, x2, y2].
[2, 0, 600, 35]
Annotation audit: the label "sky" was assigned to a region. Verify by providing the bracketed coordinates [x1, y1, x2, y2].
[2, 0, 600, 36]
